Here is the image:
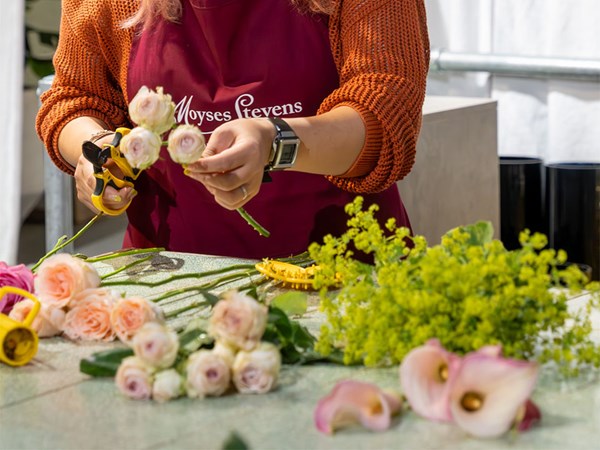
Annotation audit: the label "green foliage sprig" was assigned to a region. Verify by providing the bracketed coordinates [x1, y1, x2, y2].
[308, 197, 600, 376]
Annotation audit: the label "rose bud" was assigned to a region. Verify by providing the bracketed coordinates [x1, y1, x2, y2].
[128, 85, 176, 135]
[120, 126, 162, 170]
[152, 369, 184, 403]
[232, 342, 281, 395]
[185, 349, 232, 398]
[132, 322, 179, 369]
[167, 124, 206, 164]
[9, 299, 65, 338]
[111, 296, 164, 344]
[115, 356, 154, 401]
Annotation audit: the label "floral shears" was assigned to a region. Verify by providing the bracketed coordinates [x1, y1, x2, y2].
[0, 287, 41, 366]
[82, 127, 141, 216]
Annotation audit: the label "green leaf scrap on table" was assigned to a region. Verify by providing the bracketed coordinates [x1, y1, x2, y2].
[308, 196, 600, 376]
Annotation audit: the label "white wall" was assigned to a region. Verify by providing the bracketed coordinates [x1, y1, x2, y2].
[425, 0, 600, 163]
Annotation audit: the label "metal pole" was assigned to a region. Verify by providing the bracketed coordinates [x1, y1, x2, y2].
[37, 75, 74, 254]
[430, 49, 600, 82]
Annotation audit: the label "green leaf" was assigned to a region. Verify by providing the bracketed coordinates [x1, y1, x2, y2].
[271, 291, 308, 316]
[222, 432, 249, 450]
[178, 327, 213, 353]
[80, 347, 134, 377]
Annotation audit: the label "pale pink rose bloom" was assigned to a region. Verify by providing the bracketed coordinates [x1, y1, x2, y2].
[212, 340, 237, 367]
[167, 124, 206, 164]
[63, 288, 116, 341]
[132, 322, 179, 369]
[208, 291, 268, 352]
[185, 349, 232, 398]
[399, 339, 461, 422]
[120, 126, 162, 170]
[115, 356, 154, 401]
[314, 380, 403, 434]
[9, 299, 65, 338]
[110, 296, 164, 344]
[152, 369, 183, 403]
[448, 351, 539, 438]
[34, 254, 101, 309]
[232, 342, 281, 394]
[128, 86, 176, 135]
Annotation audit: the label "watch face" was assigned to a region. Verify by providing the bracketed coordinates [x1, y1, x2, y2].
[279, 142, 297, 164]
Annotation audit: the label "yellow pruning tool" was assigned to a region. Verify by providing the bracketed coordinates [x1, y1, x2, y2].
[82, 127, 141, 216]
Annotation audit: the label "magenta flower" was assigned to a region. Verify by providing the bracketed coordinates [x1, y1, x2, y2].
[399, 339, 461, 422]
[0, 262, 35, 314]
[448, 351, 539, 438]
[314, 380, 403, 434]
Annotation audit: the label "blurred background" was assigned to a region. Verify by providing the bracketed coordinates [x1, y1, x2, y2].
[2, 0, 599, 277]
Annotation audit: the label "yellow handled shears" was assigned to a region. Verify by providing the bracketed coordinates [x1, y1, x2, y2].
[82, 127, 142, 215]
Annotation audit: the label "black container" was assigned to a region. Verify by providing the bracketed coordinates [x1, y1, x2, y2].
[546, 163, 600, 281]
[499, 157, 546, 250]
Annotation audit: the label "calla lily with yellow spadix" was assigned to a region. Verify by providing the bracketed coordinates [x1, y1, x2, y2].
[314, 380, 403, 434]
[399, 339, 461, 422]
[448, 351, 539, 438]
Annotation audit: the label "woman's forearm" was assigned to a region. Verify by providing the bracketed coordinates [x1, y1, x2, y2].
[57, 116, 111, 168]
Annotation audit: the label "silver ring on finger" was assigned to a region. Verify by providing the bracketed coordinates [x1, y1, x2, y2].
[240, 185, 249, 201]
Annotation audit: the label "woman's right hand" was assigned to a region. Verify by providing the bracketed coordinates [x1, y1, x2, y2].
[73, 152, 135, 215]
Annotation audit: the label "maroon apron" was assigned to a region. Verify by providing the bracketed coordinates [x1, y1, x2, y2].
[125, 0, 410, 259]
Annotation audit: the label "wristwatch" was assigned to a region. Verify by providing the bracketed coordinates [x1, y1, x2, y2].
[266, 117, 300, 171]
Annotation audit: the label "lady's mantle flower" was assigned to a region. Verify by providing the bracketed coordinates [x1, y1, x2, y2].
[132, 322, 179, 370]
[34, 254, 100, 309]
[115, 356, 154, 401]
[110, 296, 164, 344]
[314, 380, 403, 434]
[208, 290, 268, 352]
[0, 262, 34, 314]
[128, 85, 176, 135]
[167, 124, 206, 164]
[120, 127, 162, 170]
[185, 349, 232, 398]
[231, 342, 281, 395]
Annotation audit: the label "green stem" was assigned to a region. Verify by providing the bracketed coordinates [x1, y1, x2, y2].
[31, 213, 104, 272]
[237, 207, 270, 237]
[84, 247, 164, 263]
[165, 300, 211, 318]
[100, 255, 155, 280]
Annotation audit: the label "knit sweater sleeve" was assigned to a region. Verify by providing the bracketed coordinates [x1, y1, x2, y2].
[320, 0, 430, 193]
[35, 0, 135, 175]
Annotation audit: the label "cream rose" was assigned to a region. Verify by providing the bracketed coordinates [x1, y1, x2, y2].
[167, 124, 206, 164]
[63, 288, 116, 341]
[132, 322, 179, 369]
[34, 254, 101, 309]
[208, 291, 268, 351]
[9, 299, 65, 338]
[232, 342, 281, 395]
[115, 356, 154, 401]
[152, 369, 184, 403]
[185, 349, 232, 398]
[120, 126, 162, 170]
[128, 85, 176, 135]
[110, 296, 164, 344]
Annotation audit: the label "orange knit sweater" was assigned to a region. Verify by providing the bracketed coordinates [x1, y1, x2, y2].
[36, 0, 429, 193]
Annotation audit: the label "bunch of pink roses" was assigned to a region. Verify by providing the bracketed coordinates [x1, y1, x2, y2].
[5, 253, 163, 343]
[315, 339, 541, 440]
[115, 290, 282, 402]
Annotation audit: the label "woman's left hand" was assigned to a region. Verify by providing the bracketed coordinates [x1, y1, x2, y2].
[184, 118, 275, 209]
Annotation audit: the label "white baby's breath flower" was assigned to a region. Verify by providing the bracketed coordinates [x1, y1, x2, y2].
[167, 124, 206, 164]
[120, 127, 162, 170]
[129, 86, 176, 135]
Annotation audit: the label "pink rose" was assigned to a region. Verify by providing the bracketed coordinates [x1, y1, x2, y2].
[185, 349, 232, 398]
[110, 296, 164, 344]
[63, 288, 116, 341]
[167, 124, 206, 164]
[120, 126, 162, 170]
[0, 262, 35, 314]
[34, 254, 100, 309]
[132, 322, 179, 369]
[115, 356, 154, 401]
[128, 86, 176, 135]
[232, 342, 281, 394]
[208, 291, 268, 351]
[9, 299, 65, 338]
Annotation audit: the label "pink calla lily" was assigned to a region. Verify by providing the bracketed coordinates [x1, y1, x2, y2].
[448, 352, 539, 438]
[399, 339, 461, 422]
[314, 380, 403, 434]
